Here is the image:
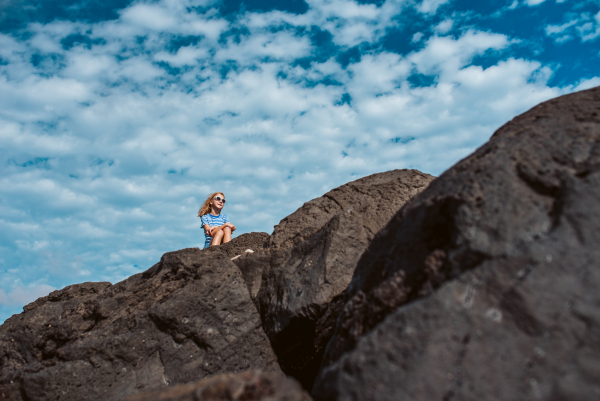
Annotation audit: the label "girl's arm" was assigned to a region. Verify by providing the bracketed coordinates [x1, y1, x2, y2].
[222, 222, 236, 231]
[223, 215, 235, 231]
[203, 224, 212, 236]
[210, 223, 236, 235]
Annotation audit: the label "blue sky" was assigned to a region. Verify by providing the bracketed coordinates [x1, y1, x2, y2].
[0, 0, 599, 323]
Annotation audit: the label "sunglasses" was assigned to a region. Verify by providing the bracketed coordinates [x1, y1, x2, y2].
[213, 196, 226, 203]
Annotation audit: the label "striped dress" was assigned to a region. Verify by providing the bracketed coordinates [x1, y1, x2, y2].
[200, 213, 230, 248]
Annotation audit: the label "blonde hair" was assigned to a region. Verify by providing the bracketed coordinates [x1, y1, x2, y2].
[198, 192, 225, 217]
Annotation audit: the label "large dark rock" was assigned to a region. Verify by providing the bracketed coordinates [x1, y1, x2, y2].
[0, 234, 279, 401]
[314, 87, 600, 400]
[237, 170, 435, 390]
[126, 370, 312, 401]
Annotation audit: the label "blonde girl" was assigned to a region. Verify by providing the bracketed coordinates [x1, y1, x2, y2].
[198, 192, 236, 247]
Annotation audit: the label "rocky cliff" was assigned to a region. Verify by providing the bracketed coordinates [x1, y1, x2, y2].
[1, 86, 599, 401]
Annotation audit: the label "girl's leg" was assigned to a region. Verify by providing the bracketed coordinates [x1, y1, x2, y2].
[210, 230, 224, 246]
[222, 227, 232, 244]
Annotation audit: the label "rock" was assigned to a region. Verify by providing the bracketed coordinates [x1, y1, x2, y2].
[0, 233, 279, 401]
[237, 170, 435, 390]
[125, 370, 312, 401]
[201, 232, 270, 259]
[267, 170, 434, 249]
[230, 249, 257, 261]
[313, 87, 600, 399]
[23, 281, 112, 313]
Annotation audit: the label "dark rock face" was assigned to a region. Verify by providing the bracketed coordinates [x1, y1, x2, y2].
[126, 370, 312, 401]
[313, 87, 600, 400]
[0, 233, 279, 401]
[237, 170, 435, 390]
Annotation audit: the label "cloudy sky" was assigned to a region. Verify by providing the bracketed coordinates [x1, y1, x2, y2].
[1, 0, 599, 322]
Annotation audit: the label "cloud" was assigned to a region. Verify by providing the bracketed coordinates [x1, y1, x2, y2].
[120, 3, 178, 30]
[411, 31, 424, 42]
[408, 30, 511, 75]
[525, 0, 547, 6]
[545, 10, 600, 43]
[416, 0, 451, 15]
[577, 11, 600, 41]
[434, 18, 454, 34]
[0, 284, 56, 306]
[573, 76, 600, 91]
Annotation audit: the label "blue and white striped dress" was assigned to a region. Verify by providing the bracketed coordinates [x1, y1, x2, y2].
[200, 213, 230, 248]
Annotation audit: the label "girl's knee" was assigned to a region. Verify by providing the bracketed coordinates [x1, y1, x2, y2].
[211, 231, 223, 245]
[223, 226, 232, 233]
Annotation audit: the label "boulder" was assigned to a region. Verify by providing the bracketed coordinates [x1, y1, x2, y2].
[201, 232, 270, 259]
[313, 87, 600, 399]
[126, 370, 312, 401]
[0, 233, 279, 401]
[237, 170, 435, 389]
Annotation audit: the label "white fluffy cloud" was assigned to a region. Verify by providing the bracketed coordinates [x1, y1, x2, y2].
[545, 10, 600, 43]
[0, 0, 598, 322]
[416, 0, 451, 15]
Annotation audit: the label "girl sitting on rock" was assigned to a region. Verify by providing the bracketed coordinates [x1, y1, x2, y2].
[198, 192, 236, 248]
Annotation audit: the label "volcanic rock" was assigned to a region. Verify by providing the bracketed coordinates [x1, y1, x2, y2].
[0, 233, 279, 401]
[236, 170, 435, 389]
[201, 232, 270, 259]
[313, 87, 600, 399]
[126, 370, 312, 401]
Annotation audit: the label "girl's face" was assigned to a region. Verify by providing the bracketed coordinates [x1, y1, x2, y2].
[210, 193, 225, 211]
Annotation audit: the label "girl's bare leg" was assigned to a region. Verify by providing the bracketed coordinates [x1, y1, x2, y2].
[211, 230, 224, 246]
[222, 227, 232, 244]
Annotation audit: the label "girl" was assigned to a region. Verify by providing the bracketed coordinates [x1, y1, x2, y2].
[198, 192, 236, 248]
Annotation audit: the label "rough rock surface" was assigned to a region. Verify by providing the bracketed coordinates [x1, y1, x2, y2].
[266, 170, 434, 250]
[0, 233, 279, 401]
[313, 87, 600, 400]
[126, 370, 312, 401]
[237, 170, 435, 389]
[201, 232, 270, 259]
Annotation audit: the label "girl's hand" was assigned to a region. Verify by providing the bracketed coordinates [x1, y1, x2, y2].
[223, 222, 236, 231]
[209, 226, 220, 236]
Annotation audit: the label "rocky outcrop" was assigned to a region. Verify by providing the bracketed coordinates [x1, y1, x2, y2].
[0, 233, 278, 401]
[3, 87, 599, 401]
[126, 370, 312, 401]
[237, 170, 435, 389]
[313, 87, 600, 400]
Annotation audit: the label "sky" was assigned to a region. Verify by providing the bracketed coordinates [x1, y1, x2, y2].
[1, 0, 599, 323]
